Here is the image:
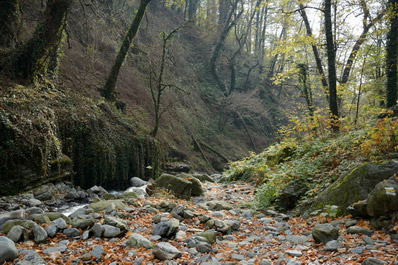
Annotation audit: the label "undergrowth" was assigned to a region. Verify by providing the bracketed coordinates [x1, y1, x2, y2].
[223, 108, 398, 209]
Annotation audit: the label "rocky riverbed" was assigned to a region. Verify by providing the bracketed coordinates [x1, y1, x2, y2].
[0, 176, 397, 265]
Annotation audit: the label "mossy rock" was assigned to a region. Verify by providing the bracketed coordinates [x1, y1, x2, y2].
[266, 146, 294, 166]
[367, 176, 398, 217]
[31, 213, 71, 224]
[89, 200, 127, 212]
[2, 219, 37, 234]
[147, 174, 192, 200]
[308, 161, 398, 216]
[177, 173, 204, 196]
[193, 173, 214, 183]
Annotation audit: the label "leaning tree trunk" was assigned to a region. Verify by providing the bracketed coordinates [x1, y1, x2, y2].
[103, 0, 152, 101]
[0, 0, 21, 48]
[324, 0, 339, 131]
[10, 0, 72, 83]
[386, 0, 398, 108]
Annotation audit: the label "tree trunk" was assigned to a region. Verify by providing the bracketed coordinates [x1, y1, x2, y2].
[0, 0, 20, 48]
[386, 0, 398, 108]
[10, 0, 72, 83]
[324, 0, 339, 130]
[103, 0, 152, 101]
[187, 0, 199, 20]
[299, 4, 328, 97]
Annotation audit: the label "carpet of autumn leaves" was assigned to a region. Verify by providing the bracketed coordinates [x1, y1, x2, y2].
[2, 182, 398, 265]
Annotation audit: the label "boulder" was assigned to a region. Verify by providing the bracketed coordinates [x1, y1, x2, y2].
[90, 223, 104, 238]
[72, 215, 95, 229]
[312, 223, 339, 243]
[33, 184, 58, 201]
[0, 236, 19, 263]
[367, 175, 398, 217]
[193, 173, 214, 183]
[18, 249, 46, 265]
[89, 200, 127, 212]
[63, 228, 80, 238]
[177, 174, 204, 196]
[163, 162, 191, 173]
[196, 230, 217, 244]
[127, 233, 154, 249]
[103, 216, 128, 232]
[206, 200, 233, 211]
[31, 212, 71, 224]
[308, 161, 398, 216]
[2, 219, 37, 234]
[147, 174, 192, 200]
[346, 226, 373, 236]
[130, 177, 147, 187]
[32, 225, 48, 243]
[152, 242, 182, 260]
[347, 200, 369, 218]
[277, 180, 308, 211]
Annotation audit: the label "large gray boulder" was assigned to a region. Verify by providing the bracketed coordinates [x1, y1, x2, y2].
[177, 173, 204, 196]
[367, 175, 398, 217]
[0, 236, 18, 263]
[147, 174, 193, 200]
[308, 161, 398, 216]
[277, 180, 308, 211]
[152, 218, 179, 238]
[130, 177, 147, 187]
[312, 223, 339, 243]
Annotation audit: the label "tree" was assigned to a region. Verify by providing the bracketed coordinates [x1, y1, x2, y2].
[103, 0, 152, 101]
[386, 0, 398, 108]
[1, 0, 72, 83]
[149, 25, 187, 137]
[324, 0, 339, 130]
[0, 0, 21, 48]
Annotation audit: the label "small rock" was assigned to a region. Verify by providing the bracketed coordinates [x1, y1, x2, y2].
[152, 242, 182, 260]
[324, 240, 341, 251]
[312, 223, 339, 243]
[102, 225, 122, 238]
[196, 242, 213, 253]
[361, 257, 388, 265]
[351, 247, 364, 254]
[32, 225, 47, 243]
[45, 224, 57, 238]
[176, 230, 186, 241]
[81, 253, 92, 261]
[90, 223, 104, 238]
[346, 226, 373, 236]
[0, 236, 18, 264]
[362, 236, 374, 245]
[18, 249, 46, 265]
[127, 233, 154, 249]
[91, 245, 104, 260]
[43, 245, 67, 255]
[7, 225, 24, 242]
[52, 218, 67, 230]
[196, 230, 217, 244]
[63, 228, 80, 238]
[285, 250, 302, 257]
[231, 253, 245, 261]
[131, 177, 148, 187]
[344, 219, 357, 227]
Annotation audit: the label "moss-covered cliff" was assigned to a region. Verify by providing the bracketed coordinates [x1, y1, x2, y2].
[0, 83, 160, 195]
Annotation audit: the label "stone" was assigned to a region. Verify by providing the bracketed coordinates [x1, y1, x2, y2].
[91, 245, 104, 260]
[72, 215, 95, 229]
[362, 257, 388, 265]
[346, 226, 373, 236]
[152, 242, 182, 260]
[370, 216, 392, 230]
[147, 174, 193, 200]
[285, 235, 310, 244]
[7, 225, 24, 242]
[2, 219, 37, 234]
[81, 253, 92, 261]
[87, 185, 108, 195]
[308, 161, 398, 216]
[367, 175, 398, 217]
[18, 249, 46, 265]
[351, 247, 364, 254]
[362, 236, 374, 245]
[231, 253, 245, 261]
[344, 219, 358, 227]
[193, 173, 214, 183]
[176, 230, 186, 241]
[277, 180, 308, 211]
[196, 230, 217, 244]
[177, 174, 204, 196]
[102, 225, 122, 238]
[171, 205, 185, 218]
[347, 200, 369, 218]
[52, 218, 67, 229]
[206, 201, 233, 211]
[63, 228, 80, 238]
[225, 220, 240, 231]
[127, 233, 154, 249]
[324, 240, 341, 251]
[31, 212, 71, 224]
[130, 177, 148, 187]
[89, 200, 127, 212]
[163, 162, 191, 173]
[196, 242, 213, 253]
[28, 198, 42, 207]
[43, 245, 67, 255]
[125, 186, 147, 198]
[0, 236, 18, 263]
[104, 216, 129, 231]
[152, 218, 179, 238]
[90, 223, 104, 238]
[33, 184, 58, 201]
[285, 250, 302, 257]
[32, 225, 47, 243]
[312, 224, 339, 243]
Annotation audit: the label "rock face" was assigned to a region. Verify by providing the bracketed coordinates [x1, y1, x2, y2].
[366, 175, 398, 217]
[147, 174, 193, 200]
[308, 161, 398, 216]
[0, 236, 18, 263]
[312, 224, 339, 243]
[277, 180, 308, 211]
